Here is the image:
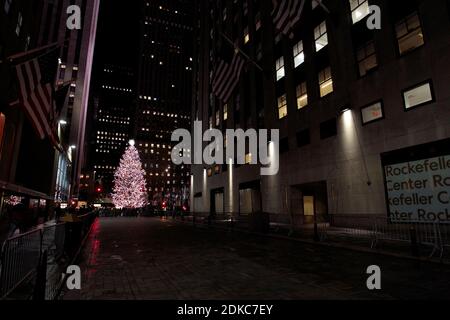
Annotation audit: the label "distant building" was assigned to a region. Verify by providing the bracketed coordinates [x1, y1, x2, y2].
[134, 0, 194, 206]
[88, 64, 136, 195]
[192, 0, 450, 225]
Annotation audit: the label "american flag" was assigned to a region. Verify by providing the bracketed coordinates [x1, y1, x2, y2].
[272, 0, 309, 37]
[14, 47, 61, 147]
[212, 46, 246, 103]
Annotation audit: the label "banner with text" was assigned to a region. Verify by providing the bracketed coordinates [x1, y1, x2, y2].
[384, 155, 450, 223]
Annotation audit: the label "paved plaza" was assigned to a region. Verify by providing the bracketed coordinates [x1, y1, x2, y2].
[62, 217, 450, 300]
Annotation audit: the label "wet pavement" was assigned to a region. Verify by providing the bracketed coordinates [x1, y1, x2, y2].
[62, 217, 450, 300]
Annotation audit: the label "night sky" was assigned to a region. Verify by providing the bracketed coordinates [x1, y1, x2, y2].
[94, 1, 140, 65]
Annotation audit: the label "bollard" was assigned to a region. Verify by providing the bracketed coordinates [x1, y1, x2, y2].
[410, 227, 420, 257]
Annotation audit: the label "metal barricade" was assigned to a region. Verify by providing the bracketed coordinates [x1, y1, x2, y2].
[371, 218, 442, 257]
[0, 229, 42, 298]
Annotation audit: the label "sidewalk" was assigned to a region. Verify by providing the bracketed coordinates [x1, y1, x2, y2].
[174, 215, 450, 265]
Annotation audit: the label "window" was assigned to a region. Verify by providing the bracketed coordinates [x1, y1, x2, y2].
[215, 110, 220, 126]
[395, 12, 425, 55]
[318, 67, 333, 97]
[16, 12, 23, 36]
[223, 104, 228, 121]
[293, 40, 305, 68]
[296, 82, 308, 109]
[4, 0, 12, 14]
[314, 21, 328, 52]
[297, 129, 311, 148]
[403, 81, 434, 110]
[245, 153, 252, 164]
[243, 27, 250, 44]
[361, 101, 384, 125]
[356, 41, 377, 76]
[277, 94, 288, 119]
[275, 57, 285, 81]
[349, 0, 370, 24]
[320, 118, 337, 140]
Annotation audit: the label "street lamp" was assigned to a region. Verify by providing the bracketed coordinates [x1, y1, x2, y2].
[59, 120, 67, 125]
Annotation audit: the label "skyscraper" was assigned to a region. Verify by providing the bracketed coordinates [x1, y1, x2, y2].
[89, 64, 136, 195]
[135, 0, 194, 206]
[84, 0, 139, 200]
[0, 0, 99, 209]
[44, 0, 100, 202]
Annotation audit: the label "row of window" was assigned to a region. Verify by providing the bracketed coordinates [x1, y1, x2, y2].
[296, 80, 436, 151]
[274, 8, 426, 120]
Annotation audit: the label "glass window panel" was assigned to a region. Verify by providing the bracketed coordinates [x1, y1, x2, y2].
[403, 82, 433, 109]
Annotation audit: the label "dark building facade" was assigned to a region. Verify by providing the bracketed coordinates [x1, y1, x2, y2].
[192, 0, 450, 225]
[135, 0, 194, 206]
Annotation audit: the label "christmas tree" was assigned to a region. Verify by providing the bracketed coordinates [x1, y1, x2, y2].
[112, 140, 148, 209]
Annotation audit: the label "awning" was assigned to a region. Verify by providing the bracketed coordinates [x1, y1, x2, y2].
[0, 180, 53, 200]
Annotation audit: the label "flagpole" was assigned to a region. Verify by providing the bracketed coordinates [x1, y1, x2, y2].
[220, 32, 264, 73]
[6, 38, 71, 63]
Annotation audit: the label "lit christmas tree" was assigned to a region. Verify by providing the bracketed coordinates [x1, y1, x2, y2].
[112, 140, 148, 209]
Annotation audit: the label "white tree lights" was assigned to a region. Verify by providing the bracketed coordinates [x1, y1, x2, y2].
[112, 141, 148, 209]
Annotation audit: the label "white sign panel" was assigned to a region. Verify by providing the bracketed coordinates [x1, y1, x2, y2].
[384, 155, 450, 223]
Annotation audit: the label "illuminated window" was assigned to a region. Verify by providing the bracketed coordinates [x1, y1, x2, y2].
[395, 12, 425, 56]
[314, 21, 328, 52]
[318, 67, 333, 98]
[361, 101, 384, 125]
[293, 40, 305, 68]
[245, 153, 252, 165]
[296, 82, 308, 109]
[403, 81, 434, 110]
[277, 94, 288, 119]
[357, 41, 378, 77]
[243, 27, 250, 44]
[223, 104, 228, 121]
[275, 57, 285, 81]
[349, 0, 370, 24]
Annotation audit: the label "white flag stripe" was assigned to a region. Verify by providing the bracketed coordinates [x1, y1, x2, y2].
[219, 55, 244, 101]
[222, 58, 245, 102]
[214, 55, 239, 98]
[30, 87, 52, 137]
[25, 61, 37, 93]
[15, 65, 29, 100]
[23, 100, 46, 139]
[35, 85, 53, 135]
[15, 57, 55, 142]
